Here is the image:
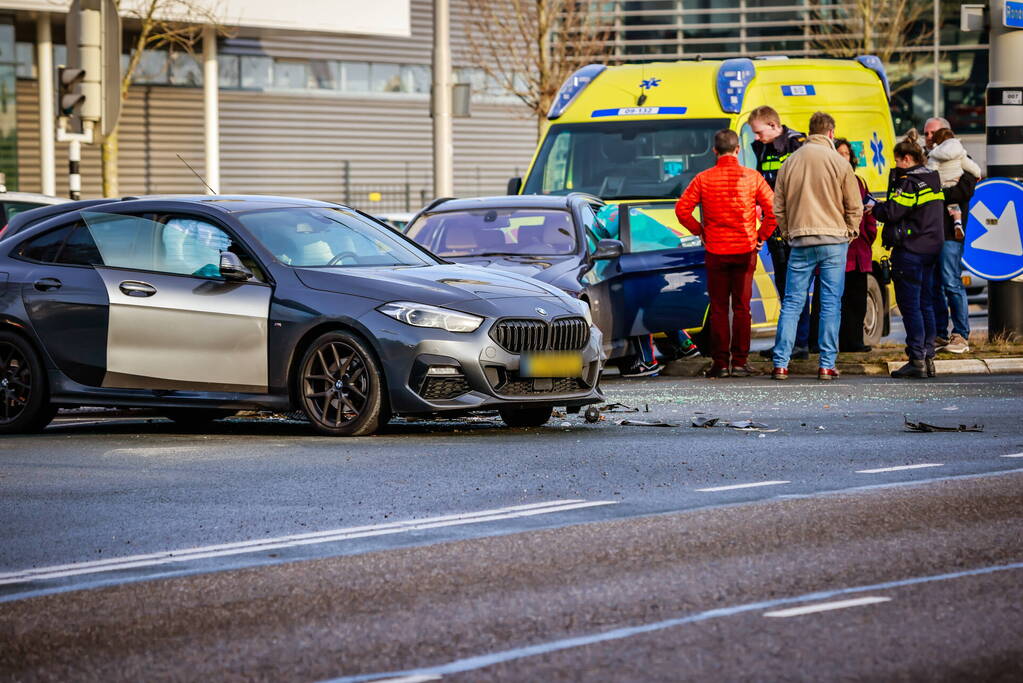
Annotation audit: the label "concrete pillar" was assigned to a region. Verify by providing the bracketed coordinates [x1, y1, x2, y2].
[432, 0, 453, 198]
[203, 25, 221, 194]
[36, 14, 56, 196]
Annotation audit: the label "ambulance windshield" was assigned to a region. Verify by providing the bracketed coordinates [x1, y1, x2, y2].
[522, 119, 729, 200]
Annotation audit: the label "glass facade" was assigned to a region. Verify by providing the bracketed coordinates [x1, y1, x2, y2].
[605, 0, 989, 134]
[0, 18, 17, 190]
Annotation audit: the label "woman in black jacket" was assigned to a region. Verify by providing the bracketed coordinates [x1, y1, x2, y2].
[870, 135, 945, 379]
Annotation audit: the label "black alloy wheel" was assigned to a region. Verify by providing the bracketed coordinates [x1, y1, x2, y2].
[499, 405, 554, 428]
[0, 331, 57, 434]
[298, 331, 387, 436]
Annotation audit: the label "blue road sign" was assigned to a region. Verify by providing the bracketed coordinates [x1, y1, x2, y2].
[1006, 1, 1023, 29]
[963, 177, 1023, 281]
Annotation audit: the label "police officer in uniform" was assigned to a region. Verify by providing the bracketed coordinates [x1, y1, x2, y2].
[870, 134, 946, 379]
[748, 105, 809, 357]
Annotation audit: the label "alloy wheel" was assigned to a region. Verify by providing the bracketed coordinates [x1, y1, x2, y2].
[302, 340, 371, 429]
[0, 342, 32, 425]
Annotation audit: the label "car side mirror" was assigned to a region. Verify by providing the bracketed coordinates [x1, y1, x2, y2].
[219, 251, 253, 281]
[591, 238, 624, 261]
[506, 176, 522, 195]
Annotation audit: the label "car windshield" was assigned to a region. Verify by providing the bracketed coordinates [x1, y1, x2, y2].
[238, 207, 437, 267]
[522, 118, 729, 200]
[406, 208, 578, 257]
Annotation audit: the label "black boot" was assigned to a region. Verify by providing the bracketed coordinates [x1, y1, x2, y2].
[925, 357, 936, 378]
[891, 359, 927, 379]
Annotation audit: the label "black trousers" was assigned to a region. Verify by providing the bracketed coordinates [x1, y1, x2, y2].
[839, 270, 868, 351]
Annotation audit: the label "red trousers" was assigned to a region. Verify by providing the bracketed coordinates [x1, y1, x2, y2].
[705, 250, 757, 367]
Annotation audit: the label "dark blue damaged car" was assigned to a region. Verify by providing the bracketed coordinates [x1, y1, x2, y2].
[405, 194, 708, 367]
[0, 196, 603, 436]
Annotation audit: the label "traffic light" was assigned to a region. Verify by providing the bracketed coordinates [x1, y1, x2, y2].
[58, 67, 86, 117]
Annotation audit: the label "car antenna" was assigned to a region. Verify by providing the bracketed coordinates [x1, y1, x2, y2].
[176, 154, 217, 195]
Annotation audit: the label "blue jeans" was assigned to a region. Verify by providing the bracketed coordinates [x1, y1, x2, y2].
[773, 244, 848, 369]
[893, 248, 938, 361]
[932, 240, 970, 339]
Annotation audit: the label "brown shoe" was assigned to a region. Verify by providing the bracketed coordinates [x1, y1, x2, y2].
[771, 367, 789, 381]
[705, 364, 729, 378]
[818, 367, 840, 380]
[730, 363, 760, 377]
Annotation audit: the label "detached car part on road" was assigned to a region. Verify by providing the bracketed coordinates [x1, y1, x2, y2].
[0, 195, 603, 436]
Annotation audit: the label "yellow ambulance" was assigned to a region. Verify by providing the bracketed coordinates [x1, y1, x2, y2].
[511, 56, 896, 348]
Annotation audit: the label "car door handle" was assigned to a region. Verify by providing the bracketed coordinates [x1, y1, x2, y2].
[34, 277, 62, 291]
[119, 281, 157, 297]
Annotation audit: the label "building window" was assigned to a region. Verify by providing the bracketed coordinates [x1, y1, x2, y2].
[340, 61, 370, 92]
[15, 42, 34, 78]
[401, 64, 429, 94]
[240, 55, 272, 89]
[219, 54, 239, 88]
[370, 63, 401, 93]
[310, 60, 338, 90]
[134, 49, 169, 84]
[169, 52, 202, 86]
[273, 59, 308, 90]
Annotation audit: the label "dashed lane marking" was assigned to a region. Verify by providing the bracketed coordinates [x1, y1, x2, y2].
[856, 463, 944, 474]
[0, 499, 616, 587]
[1002, 453, 1023, 458]
[322, 562, 1023, 683]
[763, 596, 891, 618]
[696, 481, 790, 493]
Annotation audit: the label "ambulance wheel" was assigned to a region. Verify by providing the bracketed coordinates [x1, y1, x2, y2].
[863, 274, 885, 347]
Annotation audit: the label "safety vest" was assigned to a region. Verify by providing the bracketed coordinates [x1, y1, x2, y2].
[752, 126, 807, 190]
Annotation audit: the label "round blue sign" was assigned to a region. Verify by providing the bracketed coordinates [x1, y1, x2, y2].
[962, 177, 1023, 281]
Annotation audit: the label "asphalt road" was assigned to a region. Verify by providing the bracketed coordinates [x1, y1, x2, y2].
[1, 373, 1021, 680]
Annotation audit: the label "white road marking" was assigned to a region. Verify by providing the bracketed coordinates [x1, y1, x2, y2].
[1002, 453, 1023, 459]
[0, 499, 615, 586]
[763, 596, 891, 618]
[374, 676, 441, 683]
[696, 480, 790, 492]
[856, 463, 944, 474]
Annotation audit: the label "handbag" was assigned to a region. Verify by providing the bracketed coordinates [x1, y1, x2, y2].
[878, 255, 892, 285]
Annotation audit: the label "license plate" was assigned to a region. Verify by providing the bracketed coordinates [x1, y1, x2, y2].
[520, 351, 583, 378]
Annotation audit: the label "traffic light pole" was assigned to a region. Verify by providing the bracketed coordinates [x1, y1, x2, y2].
[56, 118, 93, 200]
[986, 0, 1023, 338]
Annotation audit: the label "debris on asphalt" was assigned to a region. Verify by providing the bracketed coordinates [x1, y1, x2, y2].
[690, 416, 779, 432]
[559, 421, 572, 428]
[600, 402, 640, 413]
[904, 416, 984, 433]
[618, 419, 680, 427]
[583, 406, 602, 423]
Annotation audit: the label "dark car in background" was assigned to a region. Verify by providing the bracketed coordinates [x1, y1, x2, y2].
[0, 195, 602, 436]
[0, 190, 69, 234]
[404, 194, 707, 367]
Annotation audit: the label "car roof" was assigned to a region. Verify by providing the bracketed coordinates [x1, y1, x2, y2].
[106, 194, 341, 214]
[0, 192, 68, 205]
[423, 193, 602, 214]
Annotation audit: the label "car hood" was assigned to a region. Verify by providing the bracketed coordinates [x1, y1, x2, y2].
[443, 254, 583, 285]
[294, 263, 569, 308]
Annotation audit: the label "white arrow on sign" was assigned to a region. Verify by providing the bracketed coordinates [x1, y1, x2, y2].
[970, 199, 1022, 257]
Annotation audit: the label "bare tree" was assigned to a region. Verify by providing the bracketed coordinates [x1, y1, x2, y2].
[809, 0, 933, 95]
[464, 0, 612, 136]
[101, 0, 225, 197]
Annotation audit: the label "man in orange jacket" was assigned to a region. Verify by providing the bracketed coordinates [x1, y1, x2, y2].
[675, 129, 777, 378]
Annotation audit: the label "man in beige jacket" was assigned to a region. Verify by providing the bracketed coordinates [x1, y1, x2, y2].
[770, 111, 863, 380]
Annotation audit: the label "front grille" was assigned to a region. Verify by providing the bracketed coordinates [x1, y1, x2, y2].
[499, 377, 587, 396]
[490, 317, 589, 353]
[418, 376, 470, 400]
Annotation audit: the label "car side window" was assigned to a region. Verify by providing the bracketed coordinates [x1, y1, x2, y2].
[16, 225, 75, 263]
[5, 202, 47, 221]
[56, 224, 103, 265]
[79, 211, 264, 281]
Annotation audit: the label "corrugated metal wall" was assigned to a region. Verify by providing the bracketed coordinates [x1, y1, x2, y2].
[14, 0, 539, 207]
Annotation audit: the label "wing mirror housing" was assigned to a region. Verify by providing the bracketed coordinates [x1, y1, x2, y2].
[219, 251, 253, 282]
[506, 176, 522, 195]
[591, 238, 624, 261]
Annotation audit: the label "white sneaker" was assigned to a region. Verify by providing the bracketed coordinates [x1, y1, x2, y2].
[944, 333, 969, 354]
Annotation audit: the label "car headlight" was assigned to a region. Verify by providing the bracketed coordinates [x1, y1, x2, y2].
[377, 301, 483, 333]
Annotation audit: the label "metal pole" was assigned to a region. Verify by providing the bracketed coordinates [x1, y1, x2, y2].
[36, 14, 56, 196]
[986, 0, 1023, 337]
[68, 137, 81, 200]
[933, 0, 941, 117]
[343, 160, 351, 205]
[432, 0, 454, 197]
[203, 26, 221, 194]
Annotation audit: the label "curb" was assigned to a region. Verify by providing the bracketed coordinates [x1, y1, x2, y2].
[662, 357, 1023, 377]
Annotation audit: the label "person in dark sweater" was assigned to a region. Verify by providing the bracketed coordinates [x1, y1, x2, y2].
[870, 137, 946, 379]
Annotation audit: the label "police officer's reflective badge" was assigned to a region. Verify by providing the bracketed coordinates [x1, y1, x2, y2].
[893, 189, 904, 198]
